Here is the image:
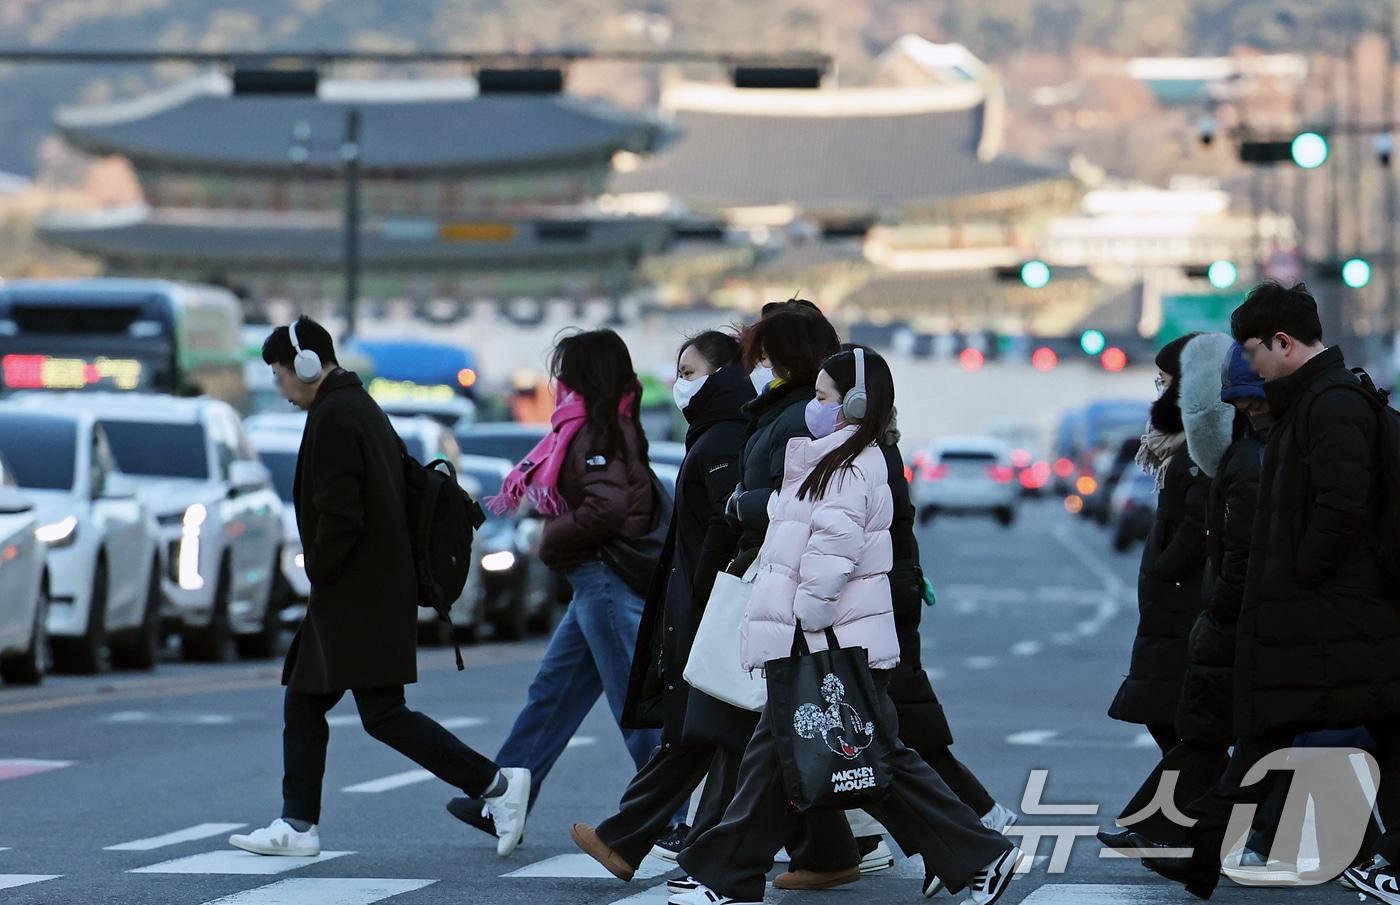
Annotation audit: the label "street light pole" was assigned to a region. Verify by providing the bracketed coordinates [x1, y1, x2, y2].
[341, 108, 362, 341]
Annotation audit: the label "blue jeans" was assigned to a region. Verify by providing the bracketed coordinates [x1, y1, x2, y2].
[495, 560, 664, 810]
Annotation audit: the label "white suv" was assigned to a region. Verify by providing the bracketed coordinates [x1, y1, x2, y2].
[246, 423, 310, 625]
[0, 452, 48, 684]
[0, 407, 163, 673]
[21, 394, 286, 661]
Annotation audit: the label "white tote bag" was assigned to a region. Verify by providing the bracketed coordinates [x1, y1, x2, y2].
[684, 561, 767, 712]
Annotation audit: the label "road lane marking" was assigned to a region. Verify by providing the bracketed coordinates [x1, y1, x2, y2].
[328, 714, 484, 729]
[200, 878, 436, 904]
[0, 875, 60, 890]
[342, 770, 433, 793]
[1010, 641, 1043, 656]
[503, 853, 674, 880]
[130, 850, 351, 875]
[1007, 730, 1158, 749]
[105, 823, 247, 851]
[103, 711, 236, 725]
[1019, 883, 1185, 903]
[607, 884, 674, 905]
[964, 656, 999, 670]
[0, 759, 72, 781]
[567, 735, 598, 748]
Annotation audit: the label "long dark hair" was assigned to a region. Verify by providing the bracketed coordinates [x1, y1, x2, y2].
[677, 330, 741, 370]
[550, 329, 649, 463]
[739, 306, 840, 386]
[798, 347, 895, 501]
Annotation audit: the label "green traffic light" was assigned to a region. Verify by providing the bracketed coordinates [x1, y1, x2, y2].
[1080, 329, 1106, 355]
[1207, 260, 1238, 289]
[1342, 257, 1372, 289]
[1291, 131, 1329, 169]
[1020, 259, 1052, 289]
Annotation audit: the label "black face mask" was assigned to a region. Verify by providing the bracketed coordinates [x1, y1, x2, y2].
[1150, 380, 1184, 434]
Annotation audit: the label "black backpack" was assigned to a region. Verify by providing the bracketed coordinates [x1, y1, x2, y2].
[399, 445, 486, 670]
[1300, 368, 1400, 583]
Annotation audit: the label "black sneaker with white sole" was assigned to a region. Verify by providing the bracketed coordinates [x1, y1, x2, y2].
[651, 823, 691, 862]
[1343, 863, 1400, 904]
[966, 847, 1024, 905]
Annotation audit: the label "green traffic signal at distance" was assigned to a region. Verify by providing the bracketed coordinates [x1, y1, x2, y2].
[1291, 131, 1329, 169]
[1080, 329, 1106, 355]
[1020, 259, 1052, 289]
[1207, 260, 1238, 289]
[1342, 257, 1372, 289]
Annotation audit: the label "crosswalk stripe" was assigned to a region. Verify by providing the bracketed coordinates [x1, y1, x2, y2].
[606, 884, 672, 905]
[342, 770, 433, 794]
[441, 717, 487, 729]
[105, 822, 247, 851]
[0, 875, 60, 891]
[1018, 884, 1183, 903]
[502, 853, 675, 880]
[130, 850, 351, 875]
[199, 877, 436, 904]
[566, 736, 598, 749]
[0, 759, 72, 781]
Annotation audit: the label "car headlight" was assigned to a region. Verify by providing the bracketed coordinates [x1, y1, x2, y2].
[481, 550, 517, 572]
[35, 515, 78, 547]
[177, 503, 206, 591]
[281, 543, 305, 574]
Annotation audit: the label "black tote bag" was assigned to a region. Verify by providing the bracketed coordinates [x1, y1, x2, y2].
[765, 622, 894, 813]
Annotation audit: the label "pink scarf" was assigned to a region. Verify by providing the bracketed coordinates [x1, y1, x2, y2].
[487, 384, 637, 517]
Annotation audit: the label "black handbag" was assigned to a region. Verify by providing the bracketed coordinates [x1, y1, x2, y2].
[766, 621, 894, 813]
[599, 473, 673, 597]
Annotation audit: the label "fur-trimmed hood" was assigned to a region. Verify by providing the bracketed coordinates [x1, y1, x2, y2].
[1179, 332, 1236, 478]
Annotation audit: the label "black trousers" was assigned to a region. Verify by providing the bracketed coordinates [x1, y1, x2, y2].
[919, 744, 997, 818]
[677, 674, 1012, 902]
[1178, 718, 1400, 892]
[281, 685, 500, 824]
[1117, 739, 1231, 844]
[596, 742, 729, 867]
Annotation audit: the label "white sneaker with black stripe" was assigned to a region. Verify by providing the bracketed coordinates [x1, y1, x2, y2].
[667, 876, 703, 894]
[858, 836, 895, 873]
[667, 881, 760, 905]
[962, 847, 1024, 905]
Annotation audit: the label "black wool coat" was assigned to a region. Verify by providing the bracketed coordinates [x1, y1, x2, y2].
[622, 365, 752, 747]
[1176, 425, 1261, 744]
[1234, 346, 1400, 736]
[1109, 448, 1211, 726]
[285, 370, 419, 694]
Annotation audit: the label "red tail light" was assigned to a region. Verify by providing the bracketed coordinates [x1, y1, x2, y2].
[1010, 449, 1032, 469]
[1053, 457, 1075, 478]
[988, 465, 1014, 484]
[922, 464, 949, 481]
[903, 466, 914, 484]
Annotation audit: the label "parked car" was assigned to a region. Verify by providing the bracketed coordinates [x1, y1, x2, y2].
[20, 393, 285, 661]
[393, 416, 484, 644]
[457, 454, 554, 641]
[246, 425, 310, 627]
[911, 437, 1018, 526]
[1110, 465, 1158, 552]
[455, 422, 548, 464]
[0, 452, 49, 684]
[0, 407, 162, 674]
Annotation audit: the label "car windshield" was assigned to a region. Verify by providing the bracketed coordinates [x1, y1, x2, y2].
[258, 450, 297, 502]
[939, 450, 998, 463]
[100, 420, 209, 479]
[0, 415, 76, 490]
[456, 431, 543, 465]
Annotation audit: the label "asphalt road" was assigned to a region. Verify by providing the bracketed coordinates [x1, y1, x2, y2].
[0, 500, 1364, 905]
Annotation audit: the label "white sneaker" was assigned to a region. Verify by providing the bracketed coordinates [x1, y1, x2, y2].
[667, 882, 758, 905]
[483, 767, 530, 858]
[667, 876, 703, 894]
[228, 818, 320, 857]
[963, 847, 1024, 905]
[980, 802, 1018, 834]
[859, 837, 895, 873]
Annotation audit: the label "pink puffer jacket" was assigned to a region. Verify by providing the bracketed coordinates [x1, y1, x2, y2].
[740, 425, 898, 672]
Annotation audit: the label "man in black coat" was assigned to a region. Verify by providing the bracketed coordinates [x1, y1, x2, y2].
[1145, 283, 1400, 899]
[229, 317, 529, 861]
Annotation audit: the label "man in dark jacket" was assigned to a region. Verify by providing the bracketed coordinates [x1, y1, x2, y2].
[229, 317, 529, 861]
[1145, 283, 1400, 899]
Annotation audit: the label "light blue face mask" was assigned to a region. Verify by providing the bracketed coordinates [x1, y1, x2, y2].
[804, 398, 842, 439]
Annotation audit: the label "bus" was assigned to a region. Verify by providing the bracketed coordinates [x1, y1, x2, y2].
[0, 279, 247, 409]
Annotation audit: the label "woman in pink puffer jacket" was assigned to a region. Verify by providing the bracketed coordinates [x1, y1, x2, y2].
[672, 347, 1023, 905]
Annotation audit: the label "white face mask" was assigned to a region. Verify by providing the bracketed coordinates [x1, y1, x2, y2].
[750, 365, 775, 394]
[673, 373, 709, 413]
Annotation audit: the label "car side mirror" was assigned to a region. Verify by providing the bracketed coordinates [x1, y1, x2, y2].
[102, 473, 139, 500]
[228, 460, 270, 495]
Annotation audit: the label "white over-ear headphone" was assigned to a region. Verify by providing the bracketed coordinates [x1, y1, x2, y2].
[289, 320, 323, 384]
[841, 347, 868, 423]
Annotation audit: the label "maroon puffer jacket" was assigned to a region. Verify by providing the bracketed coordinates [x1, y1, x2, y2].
[539, 420, 654, 570]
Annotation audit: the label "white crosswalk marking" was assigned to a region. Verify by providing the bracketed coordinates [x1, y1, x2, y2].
[130, 849, 351, 875]
[1018, 884, 1183, 903]
[199, 877, 436, 904]
[566, 735, 598, 749]
[503, 853, 675, 880]
[606, 884, 673, 905]
[0, 876, 60, 891]
[328, 714, 484, 729]
[342, 769, 433, 793]
[105, 822, 248, 851]
[102, 711, 235, 725]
